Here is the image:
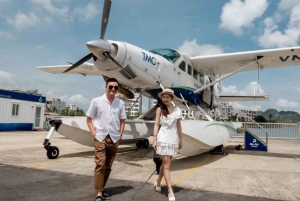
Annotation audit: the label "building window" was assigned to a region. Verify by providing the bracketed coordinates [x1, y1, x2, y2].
[12, 103, 19, 116]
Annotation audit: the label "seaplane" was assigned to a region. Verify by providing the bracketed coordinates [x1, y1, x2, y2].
[38, 0, 300, 159]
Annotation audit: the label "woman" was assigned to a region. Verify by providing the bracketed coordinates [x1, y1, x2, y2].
[152, 88, 182, 201]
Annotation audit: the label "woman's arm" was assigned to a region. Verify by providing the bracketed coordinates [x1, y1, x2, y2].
[152, 107, 161, 150]
[177, 119, 182, 149]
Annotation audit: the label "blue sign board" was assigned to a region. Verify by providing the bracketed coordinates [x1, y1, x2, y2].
[0, 89, 46, 103]
[245, 130, 267, 151]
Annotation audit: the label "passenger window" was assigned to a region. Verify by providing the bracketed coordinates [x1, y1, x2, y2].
[200, 75, 205, 85]
[188, 65, 192, 75]
[193, 69, 198, 80]
[179, 61, 186, 72]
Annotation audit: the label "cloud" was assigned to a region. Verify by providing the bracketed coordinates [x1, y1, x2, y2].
[219, 0, 269, 36]
[178, 39, 223, 56]
[258, 2, 300, 48]
[275, 98, 300, 110]
[0, 31, 14, 40]
[0, 70, 16, 88]
[221, 82, 265, 96]
[6, 12, 38, 31]
[73, 2, 99, 22]
[68, 94, 90, 104]
[278, 0, 299, 12]
[31, 0, 68, 16]
[220, 82, 265, 111]
[36, 45, 43, 50]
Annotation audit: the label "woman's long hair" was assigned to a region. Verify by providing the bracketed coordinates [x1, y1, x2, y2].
[157, 98, 169, 117]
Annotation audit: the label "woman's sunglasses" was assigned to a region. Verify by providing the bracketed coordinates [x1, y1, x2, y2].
[108, 85, 119, 90]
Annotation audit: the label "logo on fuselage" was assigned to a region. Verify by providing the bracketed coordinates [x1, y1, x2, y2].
[142, 52, 156, 65]
[279, 55, 300, 62]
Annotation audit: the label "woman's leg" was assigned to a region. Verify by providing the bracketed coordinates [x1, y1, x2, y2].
[156, 163, 164, 186]
[162, 155, 174, 197]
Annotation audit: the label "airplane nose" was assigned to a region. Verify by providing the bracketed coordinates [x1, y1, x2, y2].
[86, 39, 111, 60]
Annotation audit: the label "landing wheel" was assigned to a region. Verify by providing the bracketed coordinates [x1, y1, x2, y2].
[47, 146, 59, 159]
[136, 139, 149, 148]
[136, 140, 143, 148]
[210, 145, 224, 155]
[216, 145, 224, 153]
[142, 139, 149, 148]
[235, 144, 243, 150]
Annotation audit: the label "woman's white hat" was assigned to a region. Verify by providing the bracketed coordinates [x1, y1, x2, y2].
[158, 88, 177, 101]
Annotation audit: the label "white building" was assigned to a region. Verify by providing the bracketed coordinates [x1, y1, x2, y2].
[0, 89, 46, 131]
[148, 98, 197, 119]
[67, 104, 77, 111]
[148, 98, 157, 110]
[119, 93, 142, 118]
[218, 103, 235, 120]
[46, 98, 66, 112]
[238, 109, 258, 119]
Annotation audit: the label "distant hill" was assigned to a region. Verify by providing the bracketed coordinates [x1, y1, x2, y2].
[261, 109, 300, 122]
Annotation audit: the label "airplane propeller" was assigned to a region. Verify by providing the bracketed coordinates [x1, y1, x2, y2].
[63, 0, 112, 73]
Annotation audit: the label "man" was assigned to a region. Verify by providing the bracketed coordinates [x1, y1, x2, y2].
[86, 78, 126, 201]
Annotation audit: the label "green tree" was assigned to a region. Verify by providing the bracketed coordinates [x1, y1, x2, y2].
[254, 115, 267, 122]
[268, 113, 273, 122]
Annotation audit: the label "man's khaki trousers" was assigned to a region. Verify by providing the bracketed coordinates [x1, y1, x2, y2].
[94, 135, 118, 193]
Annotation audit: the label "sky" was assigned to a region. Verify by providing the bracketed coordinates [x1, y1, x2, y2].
[1, 0, 300, 113]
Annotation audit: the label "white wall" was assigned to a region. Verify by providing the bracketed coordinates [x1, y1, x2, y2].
[0, 98, 45, 128]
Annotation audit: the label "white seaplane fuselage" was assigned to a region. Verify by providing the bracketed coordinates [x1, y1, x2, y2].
[54, 116, 241, 156]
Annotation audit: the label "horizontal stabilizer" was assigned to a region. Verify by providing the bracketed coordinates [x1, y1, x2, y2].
[219, 95, 269, 102]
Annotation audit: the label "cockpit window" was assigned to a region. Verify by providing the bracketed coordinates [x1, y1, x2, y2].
[148, 49, 181, 64]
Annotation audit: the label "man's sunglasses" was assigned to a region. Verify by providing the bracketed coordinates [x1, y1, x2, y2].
[108, 85, 119, 90]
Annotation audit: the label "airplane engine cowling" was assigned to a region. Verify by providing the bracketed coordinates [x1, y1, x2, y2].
[109, 40, 127, 66]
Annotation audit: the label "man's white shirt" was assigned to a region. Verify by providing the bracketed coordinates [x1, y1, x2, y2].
[86, 94, 127, 143]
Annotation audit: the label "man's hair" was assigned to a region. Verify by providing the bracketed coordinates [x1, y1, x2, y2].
[106, 78, 119, 86]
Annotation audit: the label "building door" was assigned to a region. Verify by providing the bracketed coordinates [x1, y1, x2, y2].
[35, 106, 41, 127]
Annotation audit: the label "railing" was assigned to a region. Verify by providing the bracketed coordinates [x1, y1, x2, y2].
[233, 122, 300, 140]
[238, 112, 269, 145]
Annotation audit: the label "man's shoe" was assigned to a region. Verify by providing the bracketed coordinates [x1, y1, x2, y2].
[102, 191, 111, 200]
[95, 196, 103, 201]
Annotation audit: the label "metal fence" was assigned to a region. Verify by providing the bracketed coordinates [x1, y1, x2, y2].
[233, 122, 300, 140]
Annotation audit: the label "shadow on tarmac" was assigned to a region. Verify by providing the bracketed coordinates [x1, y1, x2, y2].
[0, 163, 278, 201]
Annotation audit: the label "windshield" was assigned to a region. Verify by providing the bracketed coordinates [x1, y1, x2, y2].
[148, 48, 181, 64]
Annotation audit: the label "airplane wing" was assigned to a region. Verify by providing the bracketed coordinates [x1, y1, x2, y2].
[190, 46, 300, 75]
[37, 62, 102, 76]
[219, 95, 269, 102]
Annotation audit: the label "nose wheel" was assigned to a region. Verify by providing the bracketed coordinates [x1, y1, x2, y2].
[44, 141, 60, 159]
[136, 139, 149, 148]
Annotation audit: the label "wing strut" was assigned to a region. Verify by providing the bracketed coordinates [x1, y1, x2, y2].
[194, 59, 260, 94]
[179, 93, 195, 120]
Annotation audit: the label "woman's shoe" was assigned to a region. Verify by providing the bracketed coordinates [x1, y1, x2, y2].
[168, 194, 175, 201]
[153, 182, 161, 192]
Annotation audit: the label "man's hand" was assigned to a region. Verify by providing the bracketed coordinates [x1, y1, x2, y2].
[91, 132, 96, 138]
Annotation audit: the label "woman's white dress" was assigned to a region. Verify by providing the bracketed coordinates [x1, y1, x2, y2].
[156, 106, 181, 157]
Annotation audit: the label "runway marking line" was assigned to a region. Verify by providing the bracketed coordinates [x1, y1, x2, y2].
[158, 155, 213, 186]
[26, 157, 80, 169]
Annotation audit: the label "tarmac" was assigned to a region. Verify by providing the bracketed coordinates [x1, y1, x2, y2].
[0, 131, 300, 201]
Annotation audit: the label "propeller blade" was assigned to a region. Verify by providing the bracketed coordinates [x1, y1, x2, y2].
[100, 0, 112, 39]
[63, 53, 93, 73]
